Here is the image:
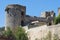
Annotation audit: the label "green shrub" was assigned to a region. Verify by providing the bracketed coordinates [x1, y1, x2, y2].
[3, 27, 28, 40]
[54, 14, 60, 24]
[3, 27, 15, 40]
[14, 27, 28, 40]
[3, 27, 13, 37]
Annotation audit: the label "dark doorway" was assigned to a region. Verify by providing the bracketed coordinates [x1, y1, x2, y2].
[49, 22, 51, 25]
[21, 11, 24, 16]
[21, 20, 24, 26]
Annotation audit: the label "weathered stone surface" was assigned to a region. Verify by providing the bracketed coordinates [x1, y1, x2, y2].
[5, 4, 26, 30]
[25, 24, 60, 40]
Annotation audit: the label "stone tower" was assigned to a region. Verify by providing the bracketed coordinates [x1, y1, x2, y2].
[5, 4, 26, 30]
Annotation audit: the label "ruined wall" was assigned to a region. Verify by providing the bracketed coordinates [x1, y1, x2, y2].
[40, 11, 55, 25]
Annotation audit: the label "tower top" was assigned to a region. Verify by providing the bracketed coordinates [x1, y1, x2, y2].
[5, 4, 26, 11]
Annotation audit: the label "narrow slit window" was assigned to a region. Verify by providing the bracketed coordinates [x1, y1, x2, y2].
[21, 12, 24, 16]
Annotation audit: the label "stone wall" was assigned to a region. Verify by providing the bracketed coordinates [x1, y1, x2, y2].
[26, 24, 60, 40]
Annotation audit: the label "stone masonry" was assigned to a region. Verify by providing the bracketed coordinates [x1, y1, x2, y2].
[5, 4, 26, 30]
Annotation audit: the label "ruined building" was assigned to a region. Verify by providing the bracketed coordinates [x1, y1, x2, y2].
[40, 11, 55, 25]
[5, 4, 55, 30]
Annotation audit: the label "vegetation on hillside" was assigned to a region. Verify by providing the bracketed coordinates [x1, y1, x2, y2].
[14, 27, 28, 40]
[3, 27, 15, 39]
[3, 27, 28, 40]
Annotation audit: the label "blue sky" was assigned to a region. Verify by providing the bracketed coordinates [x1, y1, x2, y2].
[0, 0, 60, 27]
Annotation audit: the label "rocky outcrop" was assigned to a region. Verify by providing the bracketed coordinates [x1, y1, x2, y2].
[26, 24, 60, 40]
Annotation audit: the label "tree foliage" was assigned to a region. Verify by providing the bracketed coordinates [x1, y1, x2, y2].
[54, 14, 60, 24]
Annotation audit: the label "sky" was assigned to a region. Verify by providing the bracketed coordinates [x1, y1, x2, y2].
[0, 0, 60, 27]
